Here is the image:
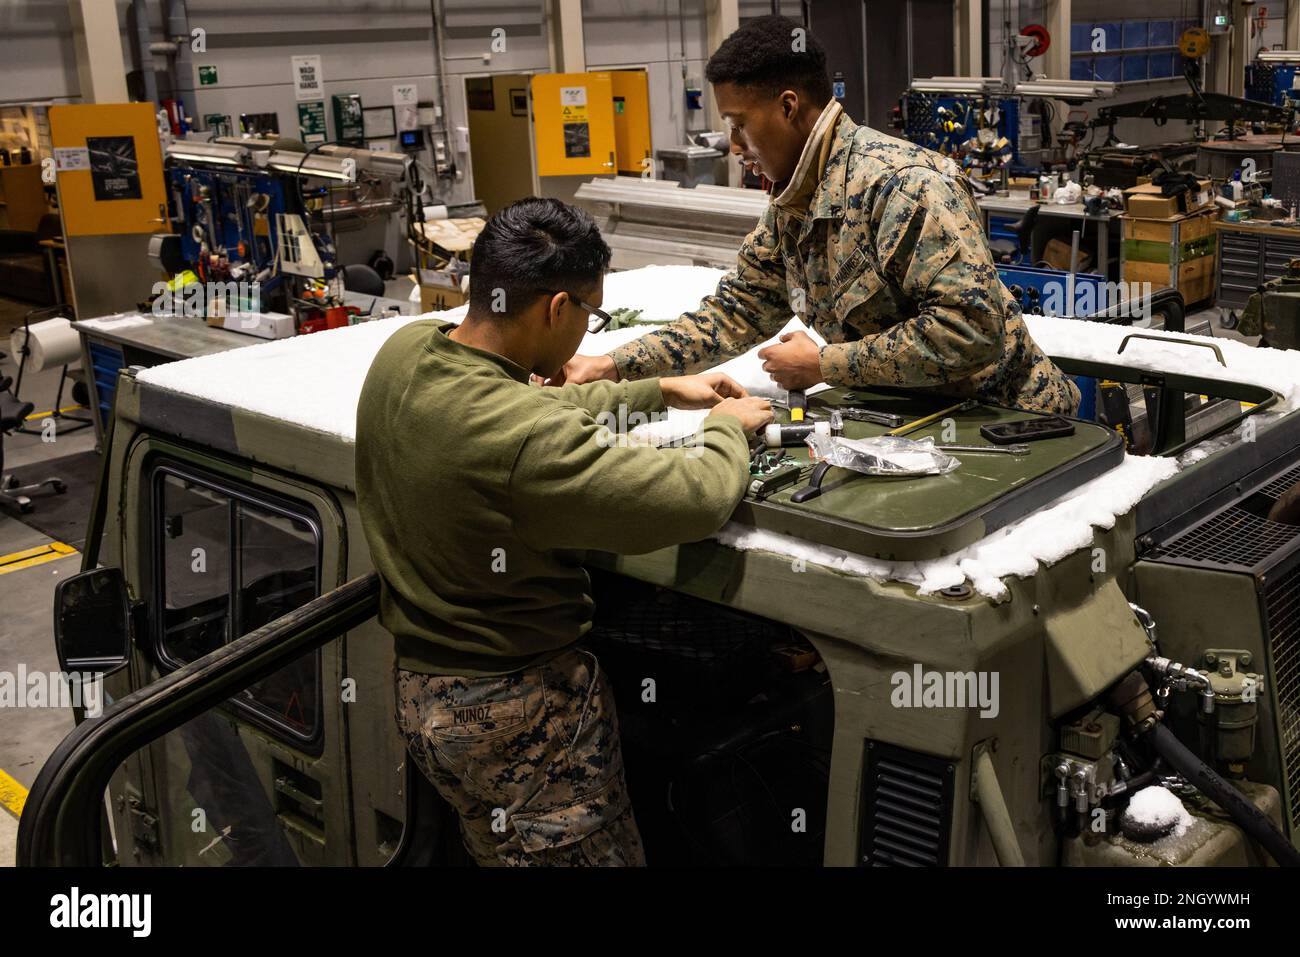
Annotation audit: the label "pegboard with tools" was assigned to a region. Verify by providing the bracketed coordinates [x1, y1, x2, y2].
[900, 93, 1037, 174]
[1246, 61, 1300, 109]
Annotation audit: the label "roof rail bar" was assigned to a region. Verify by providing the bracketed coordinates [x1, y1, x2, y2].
[16, 573, 381, 867]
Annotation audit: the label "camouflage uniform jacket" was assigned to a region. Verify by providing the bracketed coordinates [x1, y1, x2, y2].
[608, 101, 1080, 414]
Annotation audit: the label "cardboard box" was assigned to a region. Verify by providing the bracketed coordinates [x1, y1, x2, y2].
[420, 284, 469, 313]
[417, 268, 469, 313]
[222, 311, 295, 339]
[1041, 237, 1094, 272]
[1123, 178, 1213, 219]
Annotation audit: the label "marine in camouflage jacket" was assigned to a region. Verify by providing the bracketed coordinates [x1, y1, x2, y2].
[607, 101, 1080, 414]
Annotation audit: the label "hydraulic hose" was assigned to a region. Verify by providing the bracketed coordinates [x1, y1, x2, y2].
[1108, 670, 1300, 866]
[1146, 722, 1300, 867]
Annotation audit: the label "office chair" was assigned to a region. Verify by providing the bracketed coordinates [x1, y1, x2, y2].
[989, 204, 1040, 265]
[341, 263, 387, 297]
[0, 374, 65, 515]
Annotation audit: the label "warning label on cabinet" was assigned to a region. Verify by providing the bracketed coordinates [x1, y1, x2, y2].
[560, 86, 587, 109]
[560, 86, 589, 158]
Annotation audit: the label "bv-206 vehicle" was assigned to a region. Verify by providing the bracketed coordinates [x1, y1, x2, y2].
[16, 277, 1300, 867]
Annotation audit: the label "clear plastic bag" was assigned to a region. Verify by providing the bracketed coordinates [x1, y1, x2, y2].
[805, 433, 961, 477]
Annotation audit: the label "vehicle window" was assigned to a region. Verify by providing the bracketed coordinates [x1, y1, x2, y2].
[159, 475, 231, 663]
[234, 501, 320, 737]
[154, 466, 322, 742]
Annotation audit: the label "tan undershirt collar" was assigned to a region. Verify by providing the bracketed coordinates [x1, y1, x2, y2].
[771, 99, 844, 217]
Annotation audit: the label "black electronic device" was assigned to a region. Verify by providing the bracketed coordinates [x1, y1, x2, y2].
[239, 112, 280, 135]
[1273, 150, 1300, 211]
[399, 129, 425, 151]
[980, 415, 1076, 445]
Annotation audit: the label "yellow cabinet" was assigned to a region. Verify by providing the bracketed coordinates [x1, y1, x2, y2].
[49, 103, 168, 237]
[531, 71, 651, 178]
[611, 70, 651, 176]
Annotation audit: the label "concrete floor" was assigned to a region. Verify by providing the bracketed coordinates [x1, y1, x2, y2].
[0, 290, 1256, 867]
[0, 303, 96, 866]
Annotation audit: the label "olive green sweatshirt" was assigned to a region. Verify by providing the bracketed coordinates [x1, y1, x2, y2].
[354, 319, 752, 676]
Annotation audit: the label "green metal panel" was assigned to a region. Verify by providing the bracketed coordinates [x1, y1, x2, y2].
[1134, 560, 1293, 842]
[1121, 237, 1215, 265]
[734, 388, 1123, 561]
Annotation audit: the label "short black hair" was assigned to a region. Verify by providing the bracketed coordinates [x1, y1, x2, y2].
[467, 197, 610, 317]
[705, 15, 832, 104]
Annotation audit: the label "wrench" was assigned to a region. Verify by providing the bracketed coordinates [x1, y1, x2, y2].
[936, 443, 1030, 456]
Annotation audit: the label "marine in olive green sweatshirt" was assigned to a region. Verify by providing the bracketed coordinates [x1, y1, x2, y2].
[355, 319, 754, 677]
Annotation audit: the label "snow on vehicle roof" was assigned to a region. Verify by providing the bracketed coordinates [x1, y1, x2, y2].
[134, 265, 1300, 598]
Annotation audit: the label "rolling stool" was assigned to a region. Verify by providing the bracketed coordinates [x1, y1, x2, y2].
[0, 375, 66, 515]
[989, 204, 1040, 265]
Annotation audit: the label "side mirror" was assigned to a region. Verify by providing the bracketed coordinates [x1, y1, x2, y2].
[53, 567, 132, 675]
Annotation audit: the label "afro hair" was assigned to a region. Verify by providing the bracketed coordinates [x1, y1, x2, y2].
[705, 14, 833, 104]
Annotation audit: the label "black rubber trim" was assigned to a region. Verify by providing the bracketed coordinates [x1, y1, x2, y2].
[137, 384, 239, 457]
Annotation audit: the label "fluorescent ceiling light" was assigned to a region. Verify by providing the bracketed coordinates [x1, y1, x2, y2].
[1015, 80, 1117, 101]
[910, 77, 1004, 93]
[907, 76, 1116, 101]
[166, 141, 251, 166]
[267, 153, 356, 182]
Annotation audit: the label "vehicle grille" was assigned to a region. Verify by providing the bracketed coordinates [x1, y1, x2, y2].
[1152, 462, 1300, 569]
[859, 742, 954, 866]
[1148, 460, 1300, 835]
[1264, 565, 1300, 833]
[1257, 463, 1300, 501]
[1153, 507, 1300, 568]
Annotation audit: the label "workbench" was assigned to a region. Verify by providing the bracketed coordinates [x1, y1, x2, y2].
[978, 193, 1118, 280]
[73, 291, 417, 447]
[1213, 218, 1300, 316]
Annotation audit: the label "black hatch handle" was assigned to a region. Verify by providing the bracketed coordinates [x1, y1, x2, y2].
[16, 573, 381, 867]
[791, 461, 834, 503]
[1117, 333, 1225, 367]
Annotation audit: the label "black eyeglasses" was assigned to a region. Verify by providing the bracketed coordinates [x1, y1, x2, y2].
[541, 290, 612, 334]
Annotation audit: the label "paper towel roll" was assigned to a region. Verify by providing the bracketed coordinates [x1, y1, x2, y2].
[11, 317, 81, 372]
[422, 204, 449, 221]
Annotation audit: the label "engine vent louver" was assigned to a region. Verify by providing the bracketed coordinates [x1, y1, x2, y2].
[859, 741, 954, 866]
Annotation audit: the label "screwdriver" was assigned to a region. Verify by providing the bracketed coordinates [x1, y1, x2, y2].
[787, 389, 807, 423]
[889, 399, 978, 436]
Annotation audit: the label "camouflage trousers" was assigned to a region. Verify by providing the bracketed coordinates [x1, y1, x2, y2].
[395, 648, 646, 866]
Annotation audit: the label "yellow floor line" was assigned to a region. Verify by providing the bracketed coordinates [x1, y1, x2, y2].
[0, 767, 26, 819]
[23, 404, 85, 420]
[0, 541, 78, 576]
